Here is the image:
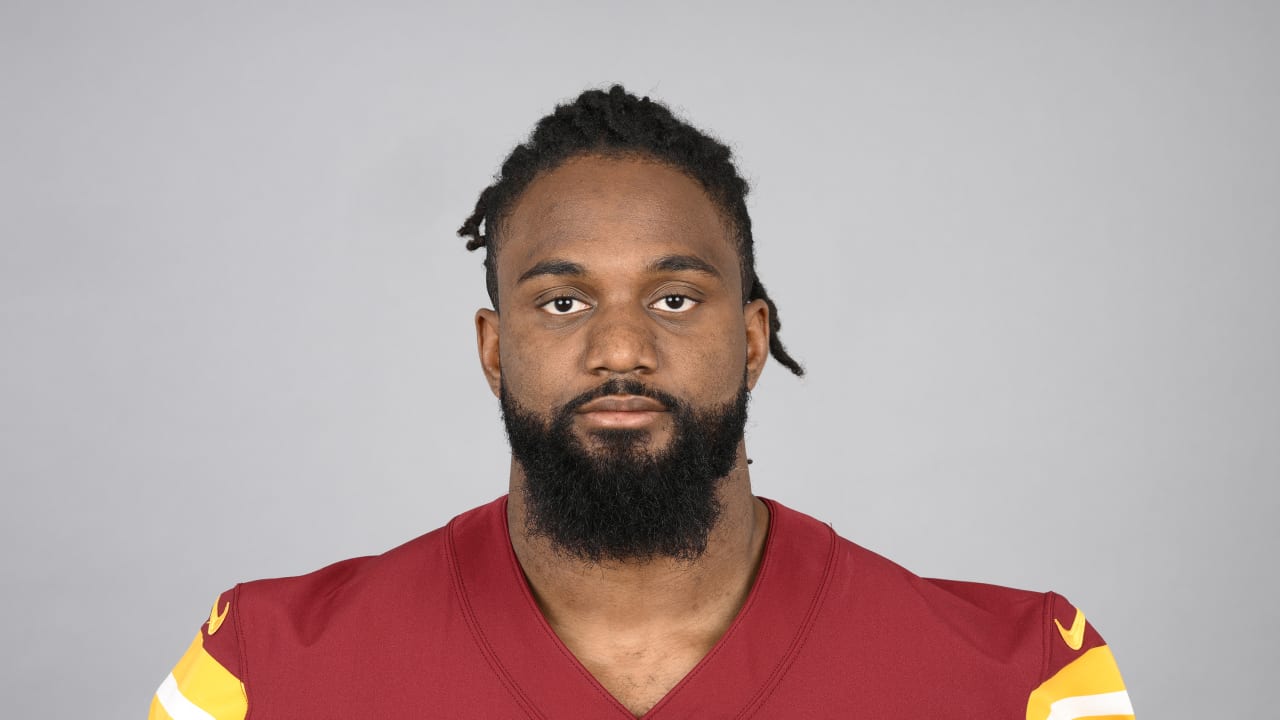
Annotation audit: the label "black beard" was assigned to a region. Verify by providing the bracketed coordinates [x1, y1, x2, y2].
[500, 376, 749, 564]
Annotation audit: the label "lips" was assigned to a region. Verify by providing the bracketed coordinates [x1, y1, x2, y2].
[575, 395, 668, 414]
[574, 395, 669, 430]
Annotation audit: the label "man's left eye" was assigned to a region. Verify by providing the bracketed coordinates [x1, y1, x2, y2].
[650, 295, 698, 313]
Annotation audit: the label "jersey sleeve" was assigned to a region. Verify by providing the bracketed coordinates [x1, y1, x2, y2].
[149, 588, 248, 720]
[1025, 592, 1134, 720]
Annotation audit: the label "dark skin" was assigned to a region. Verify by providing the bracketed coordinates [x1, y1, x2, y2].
[474, 155, 772, 717]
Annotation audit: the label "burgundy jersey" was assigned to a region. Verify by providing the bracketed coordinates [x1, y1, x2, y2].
[150, 497, 1132, 719]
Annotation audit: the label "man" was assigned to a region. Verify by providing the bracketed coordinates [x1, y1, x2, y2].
[150, 86, 1133, 719]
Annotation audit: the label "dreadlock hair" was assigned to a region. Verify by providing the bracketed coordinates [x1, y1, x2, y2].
[457, 85, 804, 377]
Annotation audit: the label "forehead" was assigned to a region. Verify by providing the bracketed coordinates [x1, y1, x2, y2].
[496, 155, 740, 289]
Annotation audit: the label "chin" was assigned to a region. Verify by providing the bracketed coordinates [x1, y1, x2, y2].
[582, 427, 674, 456]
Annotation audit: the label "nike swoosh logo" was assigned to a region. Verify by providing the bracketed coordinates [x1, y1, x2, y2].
[207, 599, 230, 636]
[1055, 608, 1086, 650]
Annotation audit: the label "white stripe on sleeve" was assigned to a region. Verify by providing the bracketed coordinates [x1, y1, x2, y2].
[1046, 689, 1134, 720]
[155, 672, 216, 720]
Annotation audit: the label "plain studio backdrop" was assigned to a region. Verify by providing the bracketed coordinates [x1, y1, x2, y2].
[2, 1, 1277, 716]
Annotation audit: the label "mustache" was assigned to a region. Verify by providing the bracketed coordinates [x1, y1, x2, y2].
[561, 379, 684, 415]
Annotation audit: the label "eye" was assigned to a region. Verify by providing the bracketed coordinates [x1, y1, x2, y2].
[650, 294, 699, 313]
[540, 296, 591, 315]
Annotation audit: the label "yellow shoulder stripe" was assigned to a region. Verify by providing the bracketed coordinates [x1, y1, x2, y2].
[1027, 645, 1132, 720]
[150, 632, 247, 720]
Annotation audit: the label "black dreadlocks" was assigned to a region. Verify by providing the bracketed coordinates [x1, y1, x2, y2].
[457, 85, 804, 377]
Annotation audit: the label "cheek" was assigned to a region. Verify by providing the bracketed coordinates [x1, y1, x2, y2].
[499, 327, 577, 404]
[676, 322, 748, 396]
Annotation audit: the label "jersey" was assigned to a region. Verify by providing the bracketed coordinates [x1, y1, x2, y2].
[149, 496, 1133, 719]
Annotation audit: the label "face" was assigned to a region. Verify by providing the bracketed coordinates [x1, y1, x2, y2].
[475, 154, 770, 561]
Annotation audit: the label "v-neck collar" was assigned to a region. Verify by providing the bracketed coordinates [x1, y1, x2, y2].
[446, 496, 837, 719]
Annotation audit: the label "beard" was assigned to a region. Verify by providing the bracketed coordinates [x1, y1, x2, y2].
[500, 375, 749, 564]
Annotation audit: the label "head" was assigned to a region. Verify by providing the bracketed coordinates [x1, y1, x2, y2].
[459, 86, 802, 376]
[458, 86, 802, 563]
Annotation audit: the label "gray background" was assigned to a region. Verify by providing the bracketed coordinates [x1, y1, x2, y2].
[2, 1, 1276, 717]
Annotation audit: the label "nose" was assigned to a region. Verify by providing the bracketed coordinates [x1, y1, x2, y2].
[583, 304, 658, 376]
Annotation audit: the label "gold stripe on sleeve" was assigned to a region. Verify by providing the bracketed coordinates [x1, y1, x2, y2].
[167, 632, 248, 719]
[1026, 645, 1132, 720]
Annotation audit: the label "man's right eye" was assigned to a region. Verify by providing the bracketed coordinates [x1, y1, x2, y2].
[540, 297, 591, 315]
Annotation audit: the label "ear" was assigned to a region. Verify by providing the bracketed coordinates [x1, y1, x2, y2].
[475, 308, 502, 398]
[743, 298, 769, 391]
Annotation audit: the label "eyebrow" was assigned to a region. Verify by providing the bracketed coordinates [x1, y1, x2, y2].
[514, 253, 723, 286]
[648, 254, 722, 279]
[516, 258, 586, 285]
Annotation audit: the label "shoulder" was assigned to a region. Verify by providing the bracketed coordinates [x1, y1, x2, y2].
[237, 523, 446, 613]
[766, 497, 1046, 625]
[150, 498, 509, 719]
[754, 500, 1132, 717]
[233, 497, 504, 628]
[773, 499, 1044, 627]
[217, 491, 501, 655]
[767, 499, 1125, 681]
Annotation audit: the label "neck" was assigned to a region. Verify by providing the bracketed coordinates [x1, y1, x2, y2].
[506, 442, 769, 641]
